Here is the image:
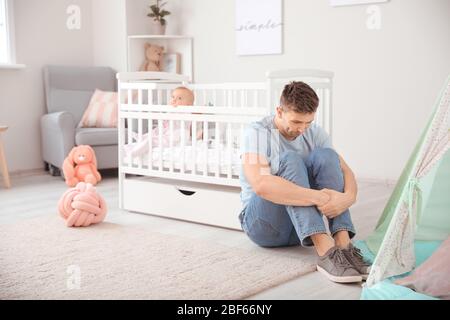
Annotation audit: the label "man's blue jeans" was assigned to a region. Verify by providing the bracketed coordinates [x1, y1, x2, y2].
[239, 148, 356, 248]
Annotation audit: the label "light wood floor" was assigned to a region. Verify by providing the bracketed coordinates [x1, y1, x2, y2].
[0, 170, 395, 300]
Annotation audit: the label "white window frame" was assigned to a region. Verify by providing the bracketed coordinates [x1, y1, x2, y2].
[0, 0, 25, 69]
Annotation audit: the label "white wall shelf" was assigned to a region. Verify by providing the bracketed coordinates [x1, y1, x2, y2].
[0, 63, 26, 70]
[128, 35, 191, 40]
[127, 35, 193, 82]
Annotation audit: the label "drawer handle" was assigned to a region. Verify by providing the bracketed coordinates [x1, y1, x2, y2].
[175, 187, 196, 196]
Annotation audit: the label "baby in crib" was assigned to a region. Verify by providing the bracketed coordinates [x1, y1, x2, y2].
[124, 87, 203, 157]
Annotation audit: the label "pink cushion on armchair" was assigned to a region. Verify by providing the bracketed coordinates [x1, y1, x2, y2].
[78, 89, 118, 128]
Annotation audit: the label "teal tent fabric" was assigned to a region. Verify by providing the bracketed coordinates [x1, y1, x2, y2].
[366, 78, 450, 255]
[357, 240, 442, 300]
[361, 280, 439, 300]
[362, 77, 450, 287]
[357, 76, 450, 298]
[356, 240, 441, 270]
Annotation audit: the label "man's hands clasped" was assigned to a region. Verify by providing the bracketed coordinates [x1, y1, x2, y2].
[315, 189, 356, 219]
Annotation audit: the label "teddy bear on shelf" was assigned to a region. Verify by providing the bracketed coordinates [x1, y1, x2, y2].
[140, 43, 164, 72]
[63, 145, 102, 187]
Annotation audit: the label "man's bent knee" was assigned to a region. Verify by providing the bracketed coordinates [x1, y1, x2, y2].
[278, 151, 310, 187]
[279, 151, 308, 174]
[309, 148, 339, 167]
[245, 218, 290, 248]
[280, 150, 304, 164]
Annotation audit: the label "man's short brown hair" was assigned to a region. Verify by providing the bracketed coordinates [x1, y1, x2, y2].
[280, 81, 319, 113]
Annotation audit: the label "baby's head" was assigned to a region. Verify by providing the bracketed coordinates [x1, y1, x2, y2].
[170, 87, 194, 107]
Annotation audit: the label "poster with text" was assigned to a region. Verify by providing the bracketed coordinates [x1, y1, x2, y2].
[236, 0, 282, 56]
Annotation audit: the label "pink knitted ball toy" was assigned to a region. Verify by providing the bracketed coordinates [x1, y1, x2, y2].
[58, 182, 107, 227]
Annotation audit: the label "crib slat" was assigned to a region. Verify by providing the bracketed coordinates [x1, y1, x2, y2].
[181, 120, 186, 174]
[119, 116, 125, 167]
[128, 89, 132, 105]
[203, 121, 209, 176]
[127, 116, 133, 167]
[215, 122, 220, 177]
[137, 118, 143, 169]
[253, 90, 258, 108]
[169, 120, 174, 173]
[119, 113, 125, 168]
[138, 89, 143, 106]
[192, 120, 197, 175]
[166, 89, 171, 105]
[148, 89, 153, 106]
[148, 119, 153, 170]
[227, 122, 232, 178]
[157, 89, 163, 105]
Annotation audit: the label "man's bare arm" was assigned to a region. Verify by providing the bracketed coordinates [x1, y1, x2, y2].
[243, 153, 329, 207]
[317, 155, 358, 218]
[339, 155, 357, 203]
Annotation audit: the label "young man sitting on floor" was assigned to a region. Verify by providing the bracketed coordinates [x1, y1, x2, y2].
[239, 81, 371, 283]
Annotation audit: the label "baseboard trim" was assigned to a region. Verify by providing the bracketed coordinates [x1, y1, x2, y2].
[10, 168, 47, 178]
[357, 177, 397, 186]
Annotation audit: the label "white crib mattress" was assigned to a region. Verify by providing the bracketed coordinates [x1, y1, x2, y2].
[122, 141, 242, 176]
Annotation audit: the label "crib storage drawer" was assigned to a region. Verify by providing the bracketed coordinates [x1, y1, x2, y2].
[122, 177, 243, 230]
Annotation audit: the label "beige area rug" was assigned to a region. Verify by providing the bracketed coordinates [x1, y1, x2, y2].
[0, 216, 317, 300]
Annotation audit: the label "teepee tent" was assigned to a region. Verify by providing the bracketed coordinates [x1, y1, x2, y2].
[362, 76, 450, 291]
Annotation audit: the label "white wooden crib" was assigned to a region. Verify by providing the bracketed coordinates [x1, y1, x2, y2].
[117, 69, 334, 230]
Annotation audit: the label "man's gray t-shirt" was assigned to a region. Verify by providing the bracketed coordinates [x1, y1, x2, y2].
[239, 115, 333, 209]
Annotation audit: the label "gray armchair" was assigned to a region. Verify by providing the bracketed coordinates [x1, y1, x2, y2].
[41, 65, 118, 176]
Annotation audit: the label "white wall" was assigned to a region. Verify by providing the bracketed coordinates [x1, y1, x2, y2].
[92, 0, 127, 72]
[125, 0, 183, 36]
[0, 0, 93, 173]
[172, 0, 450, 181]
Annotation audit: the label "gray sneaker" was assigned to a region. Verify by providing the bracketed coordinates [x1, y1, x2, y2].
[342, 243, 372, 280]
[316, 246, 363, 283]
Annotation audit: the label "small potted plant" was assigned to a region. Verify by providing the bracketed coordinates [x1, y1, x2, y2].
[148, 0, 171, 35]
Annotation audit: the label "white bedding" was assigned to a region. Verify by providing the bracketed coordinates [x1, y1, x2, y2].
[122, 141, 242, 176]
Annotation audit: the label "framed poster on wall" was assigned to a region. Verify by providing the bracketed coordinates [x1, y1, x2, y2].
[235, 0, 283, 56]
